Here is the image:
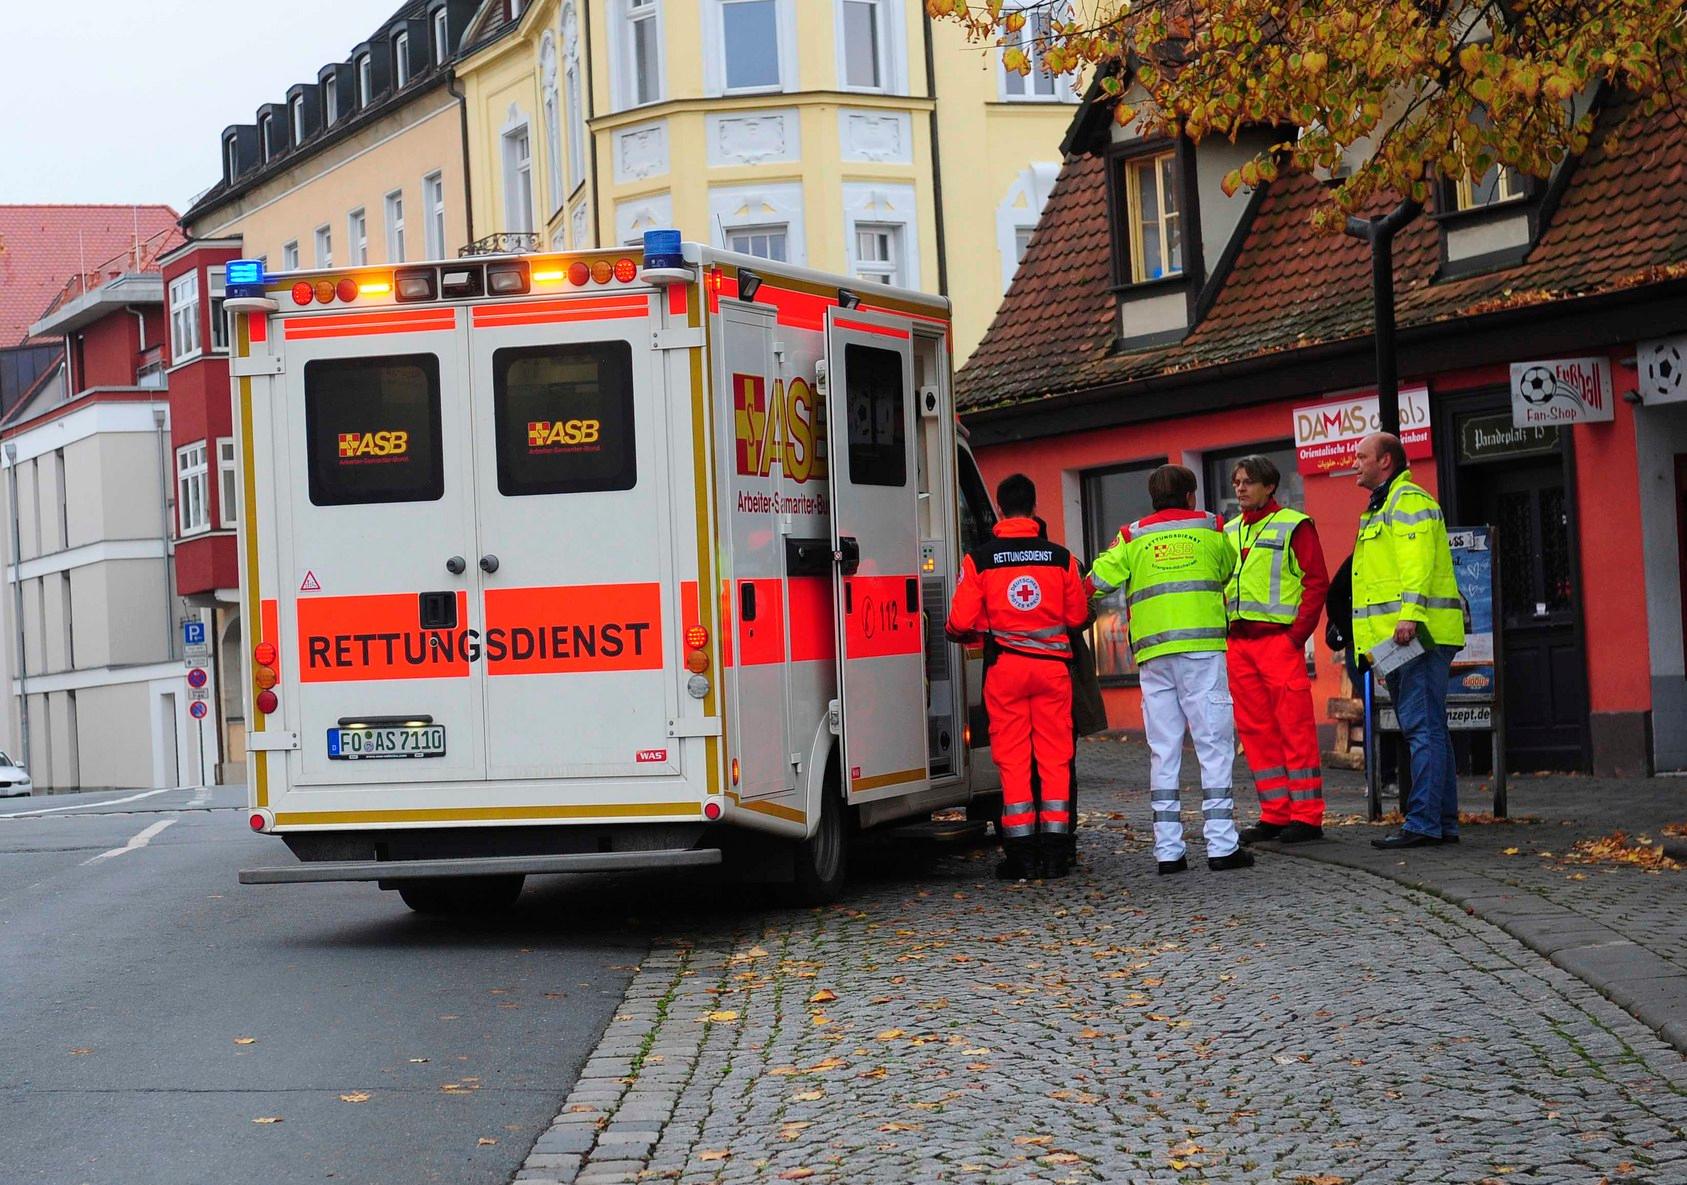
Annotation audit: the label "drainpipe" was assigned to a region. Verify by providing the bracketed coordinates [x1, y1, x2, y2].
[922, 10, 949, 297]
[4, 442, 30, 774]
[153, 409, 176, 660]
[1343, 200, 1422, 435]
[449, 69, 476, 251]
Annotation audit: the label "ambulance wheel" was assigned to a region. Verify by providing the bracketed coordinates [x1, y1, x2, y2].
[790, 777, 849, 906]
[397, 875, 525, 915]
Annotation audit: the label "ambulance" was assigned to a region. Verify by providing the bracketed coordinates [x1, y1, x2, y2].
[228, 234, 1002, 910]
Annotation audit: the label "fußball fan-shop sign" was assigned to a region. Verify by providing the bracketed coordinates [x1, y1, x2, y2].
[1638, 334, 1687, 406]
[1510, 357, 1614, 426]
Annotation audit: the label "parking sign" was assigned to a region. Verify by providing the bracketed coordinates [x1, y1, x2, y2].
[182, 619, 207, 647]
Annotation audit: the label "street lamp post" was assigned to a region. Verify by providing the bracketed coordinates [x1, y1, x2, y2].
[1344, 199, 1423, 436]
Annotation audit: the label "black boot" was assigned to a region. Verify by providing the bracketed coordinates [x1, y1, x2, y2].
[1240, 821, 1285, 845]
[996, 836, 1035, 881]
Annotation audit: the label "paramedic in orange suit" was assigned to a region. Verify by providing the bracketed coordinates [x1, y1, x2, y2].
[946, 475, 1090, 880]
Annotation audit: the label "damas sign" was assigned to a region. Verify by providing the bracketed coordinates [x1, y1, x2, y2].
[1510, 357, 1614, 425]
[1292, 387, 1432, 476]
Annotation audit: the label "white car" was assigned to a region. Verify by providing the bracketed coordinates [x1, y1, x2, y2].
[0, 752, 31, 797]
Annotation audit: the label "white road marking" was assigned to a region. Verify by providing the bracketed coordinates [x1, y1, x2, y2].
[0, 787, 177, 819]
[82, 818, 177, 865]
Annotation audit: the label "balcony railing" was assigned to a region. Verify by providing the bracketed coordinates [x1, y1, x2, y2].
[460, 232, 540, 257]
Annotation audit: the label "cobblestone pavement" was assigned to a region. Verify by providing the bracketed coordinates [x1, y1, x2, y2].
[514, 756, 1687, 1185]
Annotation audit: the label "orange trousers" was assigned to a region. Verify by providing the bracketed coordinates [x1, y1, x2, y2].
[985, 651, 1074, 840]
[1227, 631, 1325, 826]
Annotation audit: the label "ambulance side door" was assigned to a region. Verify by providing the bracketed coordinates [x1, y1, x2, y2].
[823, 308, 929, 802]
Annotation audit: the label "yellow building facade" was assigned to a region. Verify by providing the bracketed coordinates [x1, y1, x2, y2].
[457, 0, 1076, 360]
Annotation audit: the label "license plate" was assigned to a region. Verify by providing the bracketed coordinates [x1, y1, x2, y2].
[327, 725, 447, 760]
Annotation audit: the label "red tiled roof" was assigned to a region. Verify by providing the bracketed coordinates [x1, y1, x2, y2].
[0, 205, 181, 347]
[957, 101, 1687, 413]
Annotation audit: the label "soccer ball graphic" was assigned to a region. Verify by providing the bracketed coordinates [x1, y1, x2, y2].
[1517, 365, 1558, 405]
[1646, 342, 1685, 401]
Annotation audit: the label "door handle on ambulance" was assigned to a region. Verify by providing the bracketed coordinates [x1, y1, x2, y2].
[445, 555, 467, 575]
[479, 554, 500, 574]
[836, 537, 861, 576]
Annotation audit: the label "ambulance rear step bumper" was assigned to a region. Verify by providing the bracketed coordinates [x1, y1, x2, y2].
[239, 847, 722, 885]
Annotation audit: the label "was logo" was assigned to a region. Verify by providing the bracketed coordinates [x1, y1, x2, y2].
[1006, 575, 1042, 611]
[527, 419, 601, 447]
[338, 430, 409, 458]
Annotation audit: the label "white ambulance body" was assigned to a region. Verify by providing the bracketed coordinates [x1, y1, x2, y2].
[230, 239, 1000, 907]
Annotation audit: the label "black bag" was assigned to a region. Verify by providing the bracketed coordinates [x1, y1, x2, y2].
[1070, 627, 1108, 737]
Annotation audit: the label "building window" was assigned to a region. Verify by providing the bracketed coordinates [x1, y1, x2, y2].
[357, 53, 373, 105]
[168, 272, 201, 361]
[623, 0, 661, 107]
[1456, 164, 1525, 211]
[542, 34, 564, 214]
[1201, 441, 1303, 521]
[394, 31, 411, 86]
[209, 267, 228, 352]
[260, 113, 276, 161]
[385, 190, 405, 261]
[218, 439, 239, 529]
[1082, 458, 1164, 682]
[853, 223, 901, 286]
[225, 136, 239, 180]
[424, 171, 446, 257]
[315, 225, 333, 268]
[176, 441, 210, 536]
[137, 358, 165, 388]
[325, 79, 339, 124]
[720, 0, 781, 92]
[290, 94, 305, 143]
[433, 6, 450, 62]
[1002, 2, 1059, 99]
[1124, 151, 1182, 282]
[1013, 226, 1035, 264]
[283, 240, 300, 271]
[841, 0, 884, 89]
[349, 208, 368, 264]
[728, 224, 788, 261]
[510, 0, 526, 17]
[504, 128, 534, 233]
[564, 5, 586, 188]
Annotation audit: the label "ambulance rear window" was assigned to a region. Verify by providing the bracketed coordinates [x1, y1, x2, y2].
[843, 343, 906, 487]
[493, 342, 637, 496]
[303, 355, 444, 506]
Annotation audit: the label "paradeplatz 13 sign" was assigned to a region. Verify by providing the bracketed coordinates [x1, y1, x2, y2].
[1292, 386, 1432, 476]
[1510, 357, 1613, 425]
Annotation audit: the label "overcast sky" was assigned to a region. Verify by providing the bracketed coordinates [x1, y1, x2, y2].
[2, 0, 408, 211]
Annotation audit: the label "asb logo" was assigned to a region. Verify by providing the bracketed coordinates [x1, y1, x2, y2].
[733, 373, 827, 483]
[338, 430, 409, 458]
[527, 419, 602, 447]
[1007, 575, 1042, 612]
[1150, 537, 1197, 568]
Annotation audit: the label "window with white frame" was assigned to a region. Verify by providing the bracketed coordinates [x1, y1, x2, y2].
[357, 53, 373, 105]
[504, 127, 534, 233]
[433, 6, 450, 61]
[424, 171, 446, 256]
[349, 208, 368, 264]
[394, 30, 411, 86]
[325, 78, 339, 124]
[727, 224, 788, 261]
[1002, 2, 1060, 100]
[385, 190, 406, 261]
[218, 439, 239, 529]
[1014, 226, 1035, 263]
[291, 94, 305, 143]
[260, 113, 276, 160]
[853, 223, 901, 285]
[315, 225, 333, 267]
[720, 0, 781, 91]
[622, 0, 661, 107]
[209, 267, 228, 352]
[225, 136, 239, 180]
[176, 441, 210, 536]
[541, 34, 564, 213]
[283, 240, 300, 271]
[1123, 151, 1181, 282]
[841, 0, 886, 89]
[168, 272, 201, 361]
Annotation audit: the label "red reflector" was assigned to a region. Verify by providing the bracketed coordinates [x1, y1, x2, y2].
[685, 625, 710, 650]
[254, 665, 278, 689]
[703, 800, 722, 821]
[291, 281, 314, 306]
[256, 689, 279, 714]
[254, 641, 277, 665]
[249, 813, 266, 831]
[568, 261, 591, 286]
[613, 258, 637, 283]
[314, 279, 336, 304]
[591, 260, 613, 284]
[336, 278, 359, 303]
[685, 649, 709, 673]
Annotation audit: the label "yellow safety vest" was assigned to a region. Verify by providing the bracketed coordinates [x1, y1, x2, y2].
[1089, 512, 1235, 663]
[1351, 470, 1466, 655]
[1224, 508, 1310, 625]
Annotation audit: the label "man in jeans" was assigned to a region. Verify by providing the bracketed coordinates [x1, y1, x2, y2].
[1349, 433, 1465, 849]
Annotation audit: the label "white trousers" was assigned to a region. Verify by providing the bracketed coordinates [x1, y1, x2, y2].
[1139, 650, 1240, 861]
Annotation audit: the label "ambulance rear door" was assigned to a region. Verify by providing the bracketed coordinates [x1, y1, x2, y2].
[278, 306, 487, 785]
[823, 308, 929, 801]
[465, 292, 680, 779]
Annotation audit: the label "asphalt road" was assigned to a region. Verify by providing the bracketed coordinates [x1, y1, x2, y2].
[0, 786, 652, 1185]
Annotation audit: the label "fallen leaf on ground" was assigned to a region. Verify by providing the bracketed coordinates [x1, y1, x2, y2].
[790, 1089, 824, 1102]
[698, 1149, 731, 1161]
[808, 989, 837, 1004]
[1014, 1135, 1054, 1147]
[234, 1037, 257, 1046]
[1502, 847, 1521, 856]
[1043, 1152, 1082, 1165]
[252, 1117, 283, 1125]
[876, 1029, 906, 1040]
[879, 1122, 921, 1132]
[810, 1014, 831, 1026]
[705, 1010, 740, 1023]
[1295, 1175, 1347, 1185]
[477, 1138, 497, 1146]
[778, 1169, 815, 1180]
[339, 1091, 372, 1103]
[806, 1057, 848, 1071]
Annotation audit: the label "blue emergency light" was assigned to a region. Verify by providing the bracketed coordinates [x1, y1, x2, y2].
[642, 229, 684, 270]
[225, 259, 267, 299]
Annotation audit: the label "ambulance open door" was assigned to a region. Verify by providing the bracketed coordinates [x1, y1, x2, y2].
[823, 308, 929, 802]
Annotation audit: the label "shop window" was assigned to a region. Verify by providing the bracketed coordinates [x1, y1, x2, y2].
[304, 355, 444, 506]
[843, 344, 906, 487]
[492, 343, 637, 496]
[1201, 440, 1302, 521]
[1122, 151, 1182, 283]
[1082, 458, 1164, 682]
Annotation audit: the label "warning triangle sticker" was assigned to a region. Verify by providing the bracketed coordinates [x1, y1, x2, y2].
[300, 571, 321, 592]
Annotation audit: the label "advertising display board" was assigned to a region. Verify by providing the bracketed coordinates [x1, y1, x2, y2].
[1293, 386, 1432, 476]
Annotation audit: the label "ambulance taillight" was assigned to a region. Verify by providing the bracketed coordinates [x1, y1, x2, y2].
[684, 624, 711, 673]
[253, 642, 279, 715]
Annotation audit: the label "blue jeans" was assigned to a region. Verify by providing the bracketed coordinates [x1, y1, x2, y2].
[1385, 644, 1461, 839]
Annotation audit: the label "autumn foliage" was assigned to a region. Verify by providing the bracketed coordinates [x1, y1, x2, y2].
[930, 0, 1687, 226]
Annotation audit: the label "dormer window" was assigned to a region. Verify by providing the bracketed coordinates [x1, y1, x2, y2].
[1456, 163, 1525, 211]
[357, 53, 373, 106]
[290, 95, 306, 143]
[1124, 151, 1182, 282]
[394, 31, 411, 86]
[325, 79, 339, 124]
[260, 113, 276, 161]
[225, 136, 239, 180]
[433, 7, 450, 62]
